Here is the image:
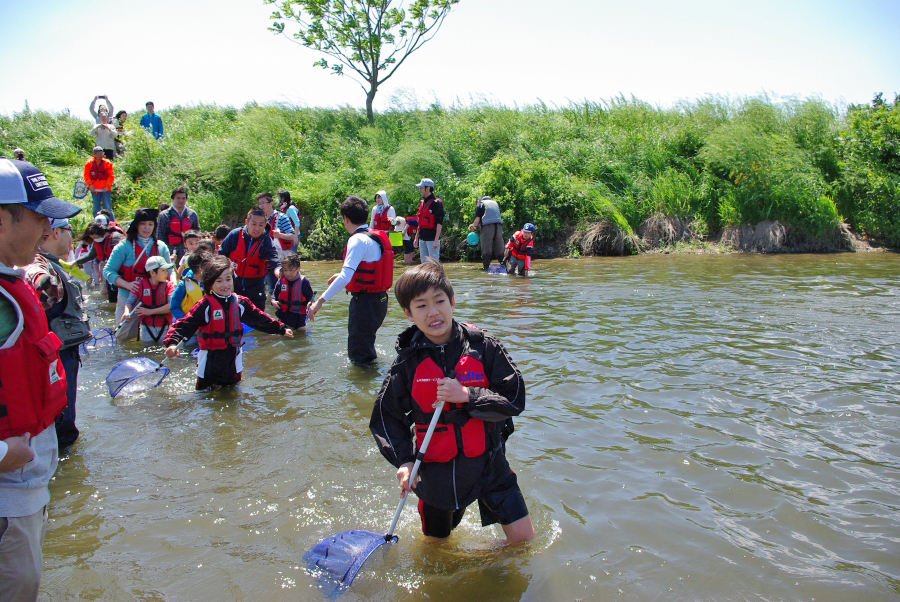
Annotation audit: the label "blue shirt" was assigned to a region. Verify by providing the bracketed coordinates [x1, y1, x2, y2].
[139, 113, 164, 139]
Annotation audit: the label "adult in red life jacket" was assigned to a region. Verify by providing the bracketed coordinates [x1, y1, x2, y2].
[307, 196, 394, 365]
[156, 186, 200, 264]
[74, 221, 125, 302]
[103, 208, 175, 325]
[164, 255, 292, 390]
[217, 207, 279, 311]
[369, 260, 534, 542]
[257, 192, 296, 297]
[369, 190, 395, 231]
[0, 157, 82, 600]
[414, 178, 444, 263]
[270, 252, 314, 329]
[503, 222, 535, 276]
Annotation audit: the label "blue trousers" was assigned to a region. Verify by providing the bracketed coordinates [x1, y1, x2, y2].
[91, 190, 113, 220]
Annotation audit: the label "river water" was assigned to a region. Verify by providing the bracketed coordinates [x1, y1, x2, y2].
[41, 253, 900, 601]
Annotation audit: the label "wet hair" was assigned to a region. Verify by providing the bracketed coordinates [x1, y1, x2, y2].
[195, 239, 216, 255]
[340, 196, 368, 225]
[246, 207, 266, 221]
[277, 190, 293, 207]
[187, 250, 211, 275]
[394, 258, 454, 311]
[280, 251, 301, 270]
[256, 192, 273, 204]
[201, 255, 232, 294]
[171, 185, 188, 199]
[182, 229, 201, 242]
[214, 224, 230, 240]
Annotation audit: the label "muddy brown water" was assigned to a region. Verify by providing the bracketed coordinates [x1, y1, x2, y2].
[41, 254, 900, 601]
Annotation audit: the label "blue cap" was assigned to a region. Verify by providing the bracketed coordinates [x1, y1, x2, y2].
[523, 223, 535, 232]
[416, 178, 434, 189]
[0, 158, 82, 219]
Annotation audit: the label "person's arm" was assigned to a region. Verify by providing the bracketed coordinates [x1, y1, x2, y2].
[83, 162, 94, 189]
[0, 434, 34, 473]
[105, 98, 114, 116]
[301, 277, 314, 303]
[104, 240, 128, 287]
[164, 298, 207, 347]
[89, 97, 99, 121]
[121, 288, 140, 320]
[462, 334, 527, 420]
[218, 230, 237, 257]
[471, 202, 485, 228]
[259, 236, 280, 273]
[190, 211, 200, 231]
[307, 236, 366, 319]
[369, 363, 417, 469]
[156, 116, 164, 139]
[238, 297, 288, 335]
[74, 244, 98, 267]
[525, 241, 533, 271]
[433, 201, 444, 240]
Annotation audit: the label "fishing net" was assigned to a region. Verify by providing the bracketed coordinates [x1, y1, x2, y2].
[304, 530, 397, 598]
[79, 328, 116, 354]
[106, 357, 169, 398]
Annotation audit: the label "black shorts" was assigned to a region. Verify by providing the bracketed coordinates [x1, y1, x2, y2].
[402, 238, 414, 254]
[416, 462, 528, 538]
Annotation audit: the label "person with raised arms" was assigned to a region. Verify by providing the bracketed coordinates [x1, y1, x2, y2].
[217, 207, 279, 311]
[307, 196, 393, 365]
[0, 157, 82, 600]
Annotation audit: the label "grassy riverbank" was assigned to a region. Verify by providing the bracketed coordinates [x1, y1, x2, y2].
[1, 93, 897, 259]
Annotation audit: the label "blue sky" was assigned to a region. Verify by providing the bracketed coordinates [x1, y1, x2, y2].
[1, 0, 898, 119]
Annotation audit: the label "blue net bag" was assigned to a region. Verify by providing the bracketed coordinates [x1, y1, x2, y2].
[106, 357, 170, 397]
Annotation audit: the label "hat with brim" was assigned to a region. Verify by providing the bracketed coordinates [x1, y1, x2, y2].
[126, 208, 159, 239]
[144, 256, 174, 272]
[0, 158, 82, 219]
[416, 178, 434, 189]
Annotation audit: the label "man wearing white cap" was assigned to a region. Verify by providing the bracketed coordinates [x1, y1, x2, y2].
[0, 157, 81, 601]
[414, 177, 443, 263]
[25, 217, 92, 451]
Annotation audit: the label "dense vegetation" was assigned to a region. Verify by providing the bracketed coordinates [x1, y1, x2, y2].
[1, 93, 897, 259]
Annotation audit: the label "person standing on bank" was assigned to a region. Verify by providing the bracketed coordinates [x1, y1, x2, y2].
[307, 196, 394, 365]
[414, 178, 443, 263]
[156, 186, 200, 264]
[469, 195, 504, 271]
[0, 157, 82, 601]
[217, 208, 279, 311]
[24, 218, 92, 451]
[139, 101, 164, 140]
[84, 146, 115, 220]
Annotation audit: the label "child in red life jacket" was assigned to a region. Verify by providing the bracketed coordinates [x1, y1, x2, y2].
[176, 230, 201, 278]
[163, 255, 293, 390]
[369, 259, 535, 544]
[270, 251, 314, 329]
[503, 222, 535, 276]
[121, 256, 175, 344]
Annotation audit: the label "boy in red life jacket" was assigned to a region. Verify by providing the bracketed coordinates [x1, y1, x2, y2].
[176, 230, 201, 278]
[121, 256, 175, 344]
[163, 255, 293, 390]
[503, 222, 535, 276]
[270, 252, 314, 329]
[369, 259, 535, 543]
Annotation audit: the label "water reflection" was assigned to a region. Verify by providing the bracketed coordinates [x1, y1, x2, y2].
[42, 253, 900, 600]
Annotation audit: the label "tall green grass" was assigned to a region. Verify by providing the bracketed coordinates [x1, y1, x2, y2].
[2, 93, 897, 257]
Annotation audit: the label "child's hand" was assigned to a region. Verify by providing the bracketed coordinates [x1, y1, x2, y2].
[134, 306, 149, 317]
[270, 297, 278, 307]
[437, 378, 469, 404]
[165, 346, 178, 359]
[121, 309, 130, 322]
[397, 462, 418, 495]
[283, 328, 294, 338]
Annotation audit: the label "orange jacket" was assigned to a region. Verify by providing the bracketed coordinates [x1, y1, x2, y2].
[84, 157, 114, 190]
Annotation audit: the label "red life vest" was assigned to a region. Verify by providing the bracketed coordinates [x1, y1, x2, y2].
[405, 216, 418, 240]
[507, 230, 533, 260]
[229, 232, 268, 279]
[267, 213, 292, 251]
[88, 159, 113, 183]
[196, 294, 243, 351]
[275, 276, 310, 316]
[416, 197, 441, 230]
[165, 208, 192, 248]
[411, 353, 492, 463]
[136, 278, 171, 329]
[372, 207, 393, 231]
[0, 275, 68, 439]
[344, 229, 393, 293]
[118, 240, 161, 283]
[93, 226, 124, 262]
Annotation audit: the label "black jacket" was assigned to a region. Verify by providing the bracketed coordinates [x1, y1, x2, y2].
[369, 320, 525, 509]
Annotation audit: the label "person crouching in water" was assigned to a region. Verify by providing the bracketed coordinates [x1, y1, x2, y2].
[120, 256, 175, 344]
[503, 223, 535, 276]
[369, 259, 535, 543]
[271, 251, 314, 329]
[163, 255, 293, 389]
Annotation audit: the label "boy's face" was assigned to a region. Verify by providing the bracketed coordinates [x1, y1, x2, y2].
[403, 286, 455, 344]
[522, 230, 533, 241]
[184, 237, 200, 253]
[282, 265, 300, 280]
[149, 267, 168, 284]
